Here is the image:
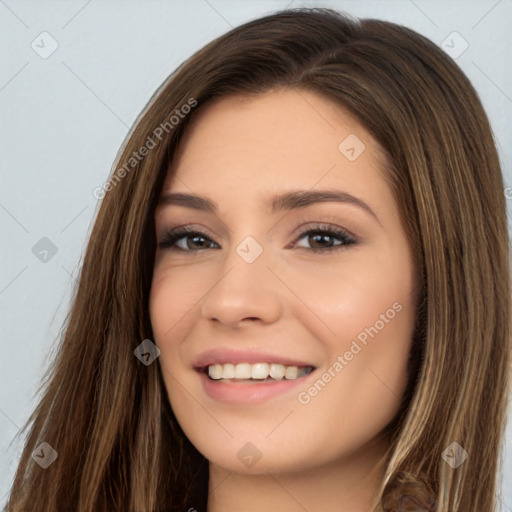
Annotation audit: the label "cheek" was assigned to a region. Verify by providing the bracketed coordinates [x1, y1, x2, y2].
[149, 270, 199, 369]
[291, 279, 415, 462]
[149, 265, 206, 334]
[291, 249, 416, 416]
[286, 244, 414, 345]
[149, 272, 203, 422]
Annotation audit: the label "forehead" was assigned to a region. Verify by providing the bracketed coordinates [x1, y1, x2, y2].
[161, 89, 390, 208]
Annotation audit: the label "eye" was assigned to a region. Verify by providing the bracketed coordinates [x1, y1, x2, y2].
[159, 227, 219, 251]
[293, 224, 356, 253]
[158, 224, 356, 253]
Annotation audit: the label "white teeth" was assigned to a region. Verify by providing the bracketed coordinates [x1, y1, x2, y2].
[251, 362, 270, 379]
[284, 365, 298, 380]
[234, 363, 252, 379]
[269, 363, 285, 380]
[222, 363, 235, 379]
[207, 362, 313, 381]
[210, 364, 223, 380]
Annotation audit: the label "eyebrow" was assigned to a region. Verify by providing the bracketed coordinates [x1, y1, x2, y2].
[158, 189, 379, 223]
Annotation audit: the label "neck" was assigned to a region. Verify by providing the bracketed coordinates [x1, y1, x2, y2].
[207, 433, 391, 512]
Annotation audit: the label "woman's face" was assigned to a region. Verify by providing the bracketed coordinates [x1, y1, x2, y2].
[150, 89, 417, 475]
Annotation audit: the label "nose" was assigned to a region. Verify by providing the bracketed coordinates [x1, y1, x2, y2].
[199, 243, 283, 328]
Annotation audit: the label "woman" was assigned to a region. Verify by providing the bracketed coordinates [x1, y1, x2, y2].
[5, 8, 511, 512]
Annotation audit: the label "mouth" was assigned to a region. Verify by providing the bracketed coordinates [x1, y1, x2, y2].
[192, 349, 318, 403]
[200, 362, 315, 383]
[195, 362, 317, 404]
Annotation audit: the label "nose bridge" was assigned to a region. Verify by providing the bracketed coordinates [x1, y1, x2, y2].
[227, 227, 276, 281]
[220, 231, 272, 297]
[199, 230, 283, 325]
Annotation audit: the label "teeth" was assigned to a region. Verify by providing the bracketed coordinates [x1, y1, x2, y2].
[234, 363, 251, 379]
[223, 363, 235, 379]
[251, 362, 269, 379]
[207, 362, 314, 381]
[209, 364, 223, 380]
[284, 365, 298, 380]
[269, 363, 285, 380]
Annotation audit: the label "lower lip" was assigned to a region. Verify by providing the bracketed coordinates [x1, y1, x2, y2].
[198, 370, 315, 404]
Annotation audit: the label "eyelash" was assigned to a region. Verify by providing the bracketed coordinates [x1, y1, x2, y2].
[158, 224, 357, 254]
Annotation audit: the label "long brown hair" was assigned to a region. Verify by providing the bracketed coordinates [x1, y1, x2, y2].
[5, 8, 511, 512]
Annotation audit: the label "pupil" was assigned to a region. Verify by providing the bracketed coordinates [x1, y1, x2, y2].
[190, 236, 205, 248]
[311, 234, 332, 248]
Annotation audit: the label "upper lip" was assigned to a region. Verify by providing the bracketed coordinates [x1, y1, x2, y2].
[193, 348, 316, 370]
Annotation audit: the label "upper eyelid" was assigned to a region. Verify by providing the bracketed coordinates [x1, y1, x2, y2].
[161, 224, 217, 242]
[159, 219, 356, 237]
[159, 223, 353, 239]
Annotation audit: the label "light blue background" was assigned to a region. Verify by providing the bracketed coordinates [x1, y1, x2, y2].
[1, 0, 511, 508]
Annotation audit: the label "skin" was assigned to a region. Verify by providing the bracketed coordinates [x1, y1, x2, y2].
[149, 88, 418, 511]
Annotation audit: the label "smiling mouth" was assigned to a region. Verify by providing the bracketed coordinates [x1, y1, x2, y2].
[201, 362, 315, 382]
